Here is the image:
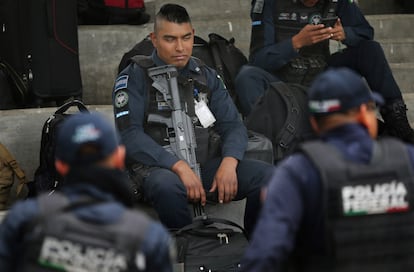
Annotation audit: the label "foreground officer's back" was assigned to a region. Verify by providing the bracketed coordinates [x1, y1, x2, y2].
[240, 68, 414, 271]
[0, 113, 174, 272]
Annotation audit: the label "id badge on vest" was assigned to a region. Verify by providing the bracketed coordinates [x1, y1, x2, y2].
[195, 99, 216, 128]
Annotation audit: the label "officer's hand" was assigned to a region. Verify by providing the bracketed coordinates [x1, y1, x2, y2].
[172, 160, 206, 205]
[292, 24, 332, 50]
[329, 18, 346, 42]
[209, 157, 238, 204]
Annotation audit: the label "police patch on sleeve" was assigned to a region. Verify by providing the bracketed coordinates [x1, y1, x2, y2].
[114, 90, 129, 108]
[114, 75, 129, 92]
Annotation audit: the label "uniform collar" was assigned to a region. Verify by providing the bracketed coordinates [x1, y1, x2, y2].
[151, 50, 203, 76]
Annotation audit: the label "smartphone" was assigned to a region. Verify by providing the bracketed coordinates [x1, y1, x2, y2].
[321, 16, 338, 27]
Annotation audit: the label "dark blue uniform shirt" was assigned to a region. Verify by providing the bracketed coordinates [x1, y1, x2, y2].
[114, 51, 247, 169]
[240, 123, 414, 271]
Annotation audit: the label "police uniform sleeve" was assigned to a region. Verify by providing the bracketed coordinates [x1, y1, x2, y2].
[336, 0, 374, 47]
[112, 63, 179, 168]
[205, 67, 248, 160]
[140, 222, 175, 272]
[249, 0, 300, 71]
[239, 154, 321, 271]
[0, 199, 38, 270]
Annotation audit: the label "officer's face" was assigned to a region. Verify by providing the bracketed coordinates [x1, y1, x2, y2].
[300, 0, 320, 7]
[150, 19, 194, 68]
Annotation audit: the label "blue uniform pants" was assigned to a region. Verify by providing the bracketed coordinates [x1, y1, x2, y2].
[142, 158, 272, 235]
[235, 40, 402, 117]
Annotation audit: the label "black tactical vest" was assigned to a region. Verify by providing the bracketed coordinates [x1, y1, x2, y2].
[131, 56, 215, 165]
[297, 138, 414, 272]
[20, 193, 151, 272]
[250, 0, 338, 85]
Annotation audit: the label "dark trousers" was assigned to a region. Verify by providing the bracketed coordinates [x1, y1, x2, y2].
[235, 40, 402, 117]
[142, 158, 273, 235]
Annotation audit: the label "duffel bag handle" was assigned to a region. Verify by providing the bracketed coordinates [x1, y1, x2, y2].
[55, 99, 89, 115]
[175, 216, 248, 239]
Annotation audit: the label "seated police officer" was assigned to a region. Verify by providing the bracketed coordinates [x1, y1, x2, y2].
[0, 113, 174, 271]
[235, 0, 414, 143]
[239, 67, 414, 271]
[112, 3, 273, 235]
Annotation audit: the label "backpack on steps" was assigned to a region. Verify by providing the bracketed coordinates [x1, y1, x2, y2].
[32, 100, 89, 195]
[245, 81, 315, 162]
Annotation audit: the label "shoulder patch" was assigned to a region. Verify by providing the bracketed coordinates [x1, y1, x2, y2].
[114, 75, 129, 92]
[114, 91, 129, 108]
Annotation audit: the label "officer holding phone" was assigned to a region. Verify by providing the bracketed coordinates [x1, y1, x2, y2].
[235, 0, 414, 144]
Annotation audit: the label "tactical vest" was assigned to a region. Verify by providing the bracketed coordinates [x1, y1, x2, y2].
[250, 0, 338, 85]
[21, 193, 151, 272]
[131, 55, 216, 165]
[297, 138, 414, 272]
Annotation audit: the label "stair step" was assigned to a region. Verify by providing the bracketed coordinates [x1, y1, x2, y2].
[391, 62, 414, 94]
[366, 14, 414, 39]
[379, 38, 414, 63]
[357, 0, 405, 15]
[401, 92, 414, 124]
[154, 0, 250, 20]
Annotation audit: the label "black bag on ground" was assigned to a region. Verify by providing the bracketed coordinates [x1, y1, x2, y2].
[173, 216, 249, 272]
[32, 100, 89, 196]
[0, 61, 30, 109]
[245, 81, 315, 162]
[30, 0, 83, 104]
[245, 130, 274, 164]
[0, 0, 83, 106]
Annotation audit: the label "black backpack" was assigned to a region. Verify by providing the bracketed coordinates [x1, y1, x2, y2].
[173, 216, 249, 272]
[32, 100, 89, 195]
[245, 81, 315, 162]
[117, 33, 247, 101]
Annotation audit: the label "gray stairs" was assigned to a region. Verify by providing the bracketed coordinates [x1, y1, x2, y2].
[364, 14, 414, 123]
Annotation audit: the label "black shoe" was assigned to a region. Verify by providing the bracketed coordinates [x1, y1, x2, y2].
[380, 99, 414, 143]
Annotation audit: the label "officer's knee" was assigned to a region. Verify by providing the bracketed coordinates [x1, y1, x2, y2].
[146, 169, 186, 198]
[359, 40, 383, 55]
[235, 65, 267, 86]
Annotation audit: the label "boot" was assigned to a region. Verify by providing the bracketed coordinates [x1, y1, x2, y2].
[380, 99, 414, 143]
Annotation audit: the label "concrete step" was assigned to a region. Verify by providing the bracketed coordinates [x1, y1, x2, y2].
[366, 14, 414, 39]
[391, 62, 414, 94]
[154, 0, 250, 20]
[402, 92, 414, 124]
[357, 0, 405, 15]
[378, 38, 414, 63]
[78, 24, 153, 105]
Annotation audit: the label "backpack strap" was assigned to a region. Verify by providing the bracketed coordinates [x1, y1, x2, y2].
[0, 61, 29, 105]
[37, 192, 104, 215]
[0, 143, 28, 195]
[272, 81, 303, 160]
[130, 55, 155, 69]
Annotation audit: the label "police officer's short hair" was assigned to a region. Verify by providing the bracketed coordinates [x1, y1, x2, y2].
[156, 3, 191, 24]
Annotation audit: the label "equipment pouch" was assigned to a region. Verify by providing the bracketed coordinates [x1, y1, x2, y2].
[277, 55, 327, 86]
[127, 163, 151, 203]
